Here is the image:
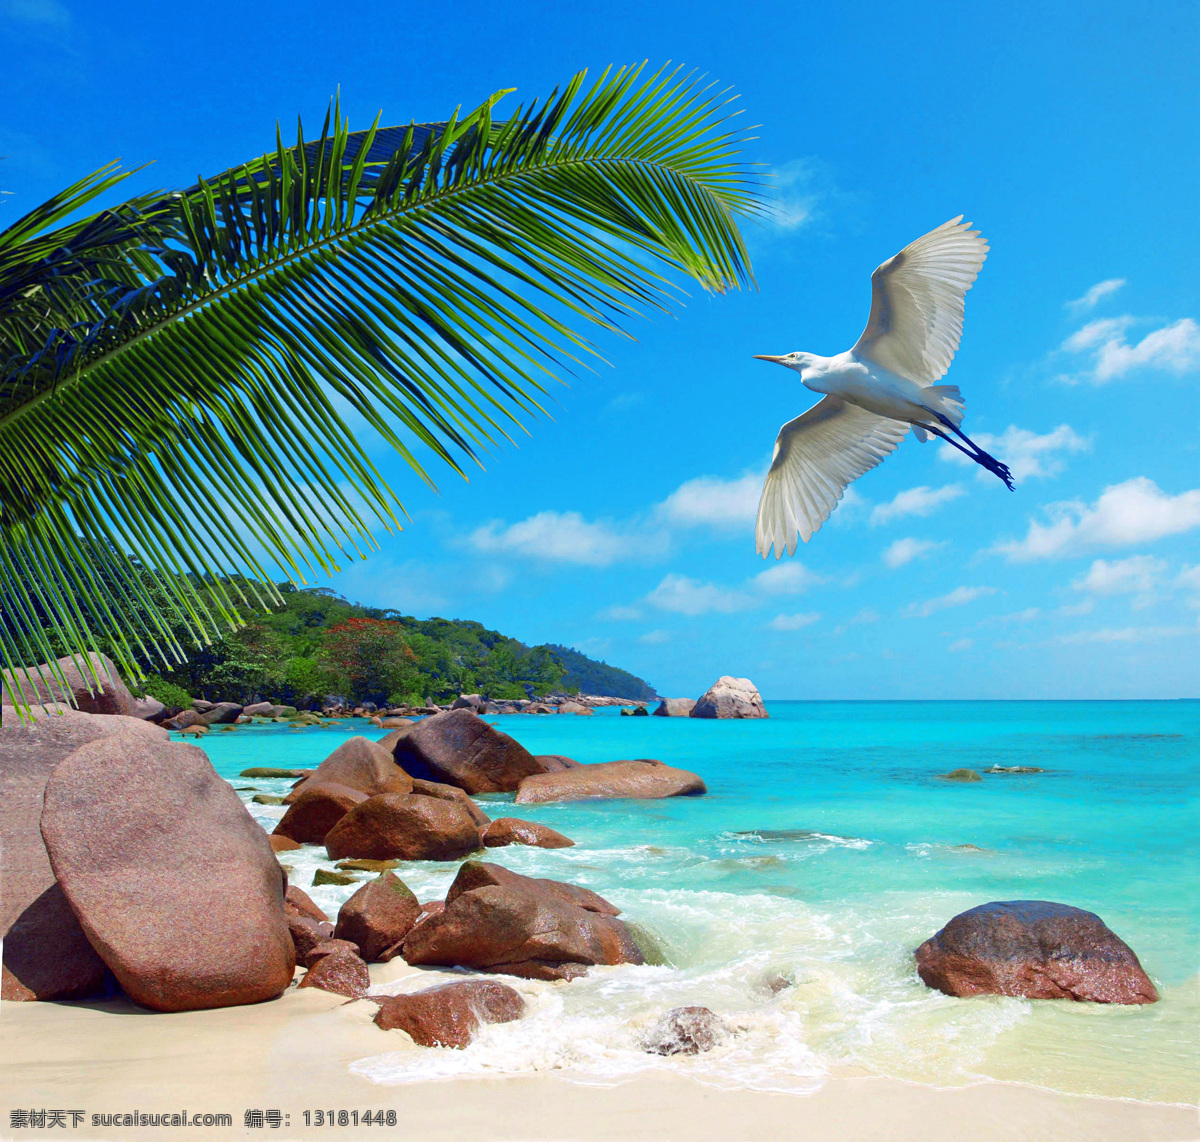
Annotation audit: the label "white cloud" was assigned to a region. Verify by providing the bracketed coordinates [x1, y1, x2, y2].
[768, 612, 821, 631]
[948, 638, 974, 652]
[638, 630, 671, 645]
[751, 561, 823, 595]
[995, 478, 1200, 561]
[1056, 626, 1195, 645]
[939, 424, 1090, 483]
[871, 484, 965, 526]
[1177, 565, 1200, 608]
[644, 574, 754, 616]
[657, 472, 762, 531]
[765, 158, 830, 231]
[1067, 279, 1125, 312]
[883, 537, 943, 568]
[1072, 556, 1168, 608]
[597, 603, 643, 622]
[1061, 315, 1200, 383]
[1058, 598, 1095, 617]
[469, 511, 665, 566]
[905, 585, 998, 619]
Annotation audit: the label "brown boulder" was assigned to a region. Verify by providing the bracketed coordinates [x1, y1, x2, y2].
[557, 701, 593, 715]
[284, 885, 328, 923]
[1, 705, 166, 1001]
[394, 709, 545, 794]
[324, 793, 482, 862]
[481, 818, 575, 849]
[643, 1006, 728, 1055]
[1, 652, 138, 717]
[297, 946, 370, 998]
[403, 860, 639, 978]
[691, 676, 767, 719]
[915, 901, 1159, 1004]
[375, 726, 414, 755]
[288, 915, 335, 961]
[653, 698, 697, 717]
[446, 861, 621, 916]
[272, 783, 368, 844]
[201, 702, 243, 725]
[410, 777, 491, 827]
[334, 872, 421, 962]
[533, 754, 581, 773]
[374, 979, 524, 1047]
[285, 736, 413, 803]
[269, 834, 302, 853]
[40, 735, 295, 1012]
[515, 760, 706, 804]
[300, 938, 361, 970]
[164, 708, 207, 731]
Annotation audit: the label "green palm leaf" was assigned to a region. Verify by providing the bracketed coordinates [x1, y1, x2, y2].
[0, 64, 759, 712]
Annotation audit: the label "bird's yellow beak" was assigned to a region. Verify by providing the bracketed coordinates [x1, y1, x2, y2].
[753, 354, 789, 365]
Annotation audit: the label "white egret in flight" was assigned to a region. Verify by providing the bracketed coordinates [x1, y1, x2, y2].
[754, 217, 1012, 558]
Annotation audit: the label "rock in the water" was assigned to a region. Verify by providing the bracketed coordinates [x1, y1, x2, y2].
[40, 735, 295, 1012]
[451, 694, 488, 713]
[324, 793, 483, 862]
[313, 868, 358, 887]
[284, 885, 328, 923]
[252, 793, 284, 805]
[1, 705, 167, 1001]
[336, 858, 400, 873]
[1, 652, 139, 717]
[201, 701, 243, 725]
[272, 783, 369, 845]
[297, 946, 370, 998]
[557, 701, 593, 715]
[653, 698, 697, 717]
[402, 860, 639, 979]
[643, 1006, 728, 1055]
[691, 676, 767, 719]
[984, 765, 1046, 774]
[333, 872, 421, 961]
[515, 760, 706, 804]
[269, 834, 302, 853]
[481, 818, 575, 849]
[533, 754, 581, 773]
[165, 709, 207, 731]
[940, 768, 983, 782]
[241, 766, 307, 778]
[446, 861, 621, 916]
[375, 726, 414, 755]
[915, 900, 1159, 1004]
[410, 777, 491, 827]
[394, 709, 546, 794]
[285, 736, 413, 804]
[380, 717, 413, 729]
[374, 979, 524, 1047]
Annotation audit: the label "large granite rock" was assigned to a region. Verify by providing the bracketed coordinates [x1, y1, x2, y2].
[201, 701, 243, 725]
[374, 979, 524, 1047]
[446, 861, 620, 916]
[1, 706, 167, 1000]
[514, 759, 706, 804]
[402, 860, 640, 980]
[533, 754, 582, 773]
[481, 818, 575, 849]
[653, 698, 697, 717]
[915, 901, 1159, 1004]
[1, 653, 138, 717]
[40, 735, 295, 1012]
[333, 872, 421, 961]
[272, 783, 369, 845]
[297, 946, 370, 998]
[691, 676, 767, 719]
[409, 777, 491, 827]
[285, 736, 412, 803]
[323, 793, 482, 862]
[394, 709, 546, 794]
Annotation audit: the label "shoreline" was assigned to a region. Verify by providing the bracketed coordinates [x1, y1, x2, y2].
[2, 969, 1195, 1142]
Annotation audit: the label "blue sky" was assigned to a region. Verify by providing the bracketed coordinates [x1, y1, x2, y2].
[4, 0, 1198, 699]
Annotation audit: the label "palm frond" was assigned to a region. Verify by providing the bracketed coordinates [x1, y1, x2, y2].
[0, 63, 759, 710]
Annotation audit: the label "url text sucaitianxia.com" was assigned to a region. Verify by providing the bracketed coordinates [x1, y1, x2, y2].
[8, 1108, 402, 1129]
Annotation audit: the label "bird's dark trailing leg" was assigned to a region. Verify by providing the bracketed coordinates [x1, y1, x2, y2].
[923, 415, 1015, 491]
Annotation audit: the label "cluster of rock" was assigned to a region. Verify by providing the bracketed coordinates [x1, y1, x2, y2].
[1, 652, 164, 722]
[653, 676, 768, 719]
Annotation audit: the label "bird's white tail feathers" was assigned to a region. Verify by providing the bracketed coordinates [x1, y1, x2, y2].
[927, 384, 965, 425]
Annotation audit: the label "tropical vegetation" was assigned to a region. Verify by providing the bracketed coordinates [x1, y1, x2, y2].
[0, 65, 756, 713]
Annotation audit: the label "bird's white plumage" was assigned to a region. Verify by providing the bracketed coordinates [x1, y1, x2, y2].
[756, 397, 909, 556]
[852, 216, 988, 385]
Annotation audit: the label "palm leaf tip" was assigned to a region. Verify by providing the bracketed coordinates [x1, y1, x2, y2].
[0, 65, 760, 712]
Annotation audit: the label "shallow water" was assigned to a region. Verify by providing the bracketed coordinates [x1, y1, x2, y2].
[199, 701, 1199, 1101]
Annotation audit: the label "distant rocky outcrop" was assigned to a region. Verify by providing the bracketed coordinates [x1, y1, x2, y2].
[691, 676, 767, 719]
[653, 698, 696, 717]
[915, 900, 1159, 1004]
[514, 759, 706, 804]
[40, 734, 294, 1012]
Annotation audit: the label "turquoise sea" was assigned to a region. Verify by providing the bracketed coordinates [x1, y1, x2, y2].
[197, 700, 1199, 1101]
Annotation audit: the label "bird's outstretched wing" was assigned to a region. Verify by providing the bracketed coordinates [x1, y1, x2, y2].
[757, 397, 909, 557]
[852, 217, 988, 385]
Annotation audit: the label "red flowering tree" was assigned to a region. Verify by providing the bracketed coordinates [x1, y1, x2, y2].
[320, 618, 420, 705]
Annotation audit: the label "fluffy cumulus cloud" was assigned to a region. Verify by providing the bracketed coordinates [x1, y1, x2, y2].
[768, 612, 821, 631]
[882, 537, 943, 568]
[751, 561, 823, 595]
[939, 424, 1089, 483]
[644, 574, 754, 616]
[905, 585, 998, 619]
[1072, 555, 1169, 608]
[657, 472, 762, 531]
[1177, 565, 1200, 607]
[469, 511, 665, 567]
[1067, 279, 1125, 312]
[948, 638, 974, 652]
[1061, 315, 1200, 383]
[995, 477, 1200, 561]
[870, 484, 965, 526]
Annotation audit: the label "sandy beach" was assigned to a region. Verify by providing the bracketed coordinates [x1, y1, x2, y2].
[2, 956, 1195, 1142]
